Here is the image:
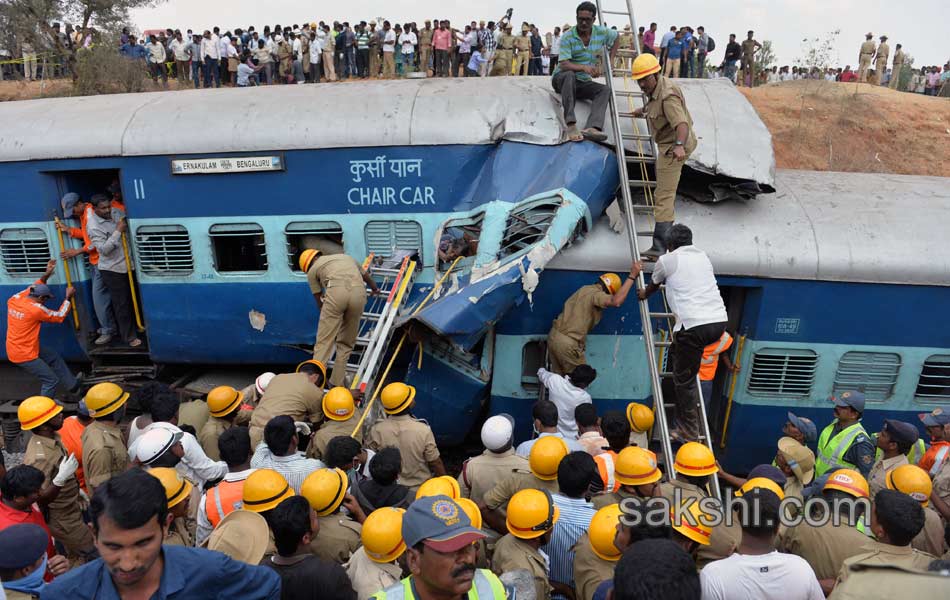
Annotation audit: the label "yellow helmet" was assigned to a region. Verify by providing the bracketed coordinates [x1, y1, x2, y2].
[242, 469, 295, 513]
[148, 467, 193, 509]
[323, 387, 356, 421]
[207, 385, 243, 418]
[625, 403, 654, 434]
[615, 446, 662, 486]
[599, 273, 622, 295]
[17, 396, 63, 430]
[671, 501, 712, 546]
[380, 382, 415, 415]
[84, 382, 130, 419]
[631, 53, 661, 80]
[295, 359, 328, 385]
[822, 469, 870, 499]
[529, 436, 569, 481]
[301, 468, 349, 516]
[589, 504, 623, 561]
[673, 442, 718, 477]
[886, 464, 932, 506]
[362, 507, 407, 563]
[506, 488, 560, 539]
[456, 497, 483, 529]
[735, 477, 785, 501]
[416, 476, 461, 500]
[299, 248, 321, 272]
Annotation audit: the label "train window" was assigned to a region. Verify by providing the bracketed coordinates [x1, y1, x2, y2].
[286, 221, 344, 272]
[438, 214, 483, 271]
[915, 355, 950, 402]
[521, 341, 545, 389]
[0, 228, 51, 277]
[833, 351, 902, 402]
[135, 225, 194, 276]
[209, 223, 268, 273]
[747, 348, 818, 397]
[499, 200, 561, 259]
[365, 221, 422, 258]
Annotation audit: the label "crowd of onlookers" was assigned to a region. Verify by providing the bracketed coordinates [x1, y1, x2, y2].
[754, 63, 950, 94]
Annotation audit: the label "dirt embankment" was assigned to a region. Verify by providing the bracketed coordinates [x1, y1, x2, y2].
[740, 80, 950, 177]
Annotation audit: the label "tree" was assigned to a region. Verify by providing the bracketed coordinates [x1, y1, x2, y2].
[796, 30, 841, 73]
[753, 39, 776, 82]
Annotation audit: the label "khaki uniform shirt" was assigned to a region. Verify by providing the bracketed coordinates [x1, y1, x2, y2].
[778, 519, 873, 580]
[660, 479, 740, 568]
[23, 433, 79, 512]
[868, 454, 906, 500]
[498, 34, 515, 50]
[249, 373, 324, 447]
[876, 43, 889, 63]
[572, 533, 615, 600]
[457, 449, 528, 503]
[646, 76, 698, 154]
[345, 546, 403, 600]
[491, 534, 552, 600]
[859, 40, 876, 58]
[419, 28, 433, 49]
[239, 383, 262, 408]
[552, 285, 612, 342]
[514, 35, 531, 53]
[367, 415, 440, 488]
[741, 39, 758, 61]
[912, 506, 947, 557]
[828, 563, 950, 599]
[5, 590, 37, 600]
[835, 540, 936, 585]
[165, 518, 193, 546]
[893, 49, 904, 66]
[198, 417, 232, 461]
[483, 470, 560, 512]
[308, 413, 363, 461]
[178, 399, 210, 434]
[82, 420, 129, 491]
[307, 254, 364, 295]
[591, 487, 637, 510]
[312, 513, 362, 564]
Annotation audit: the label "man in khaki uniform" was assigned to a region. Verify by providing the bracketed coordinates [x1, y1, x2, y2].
[491, 26, 515, 76]
[513, 29, 531, 76]
[248, 363, 326, 448]
[572, 532, 615, 600]
[199, 385, 244, 461]
[368, 22, 381, 79]
[616, 25, 634, 70]
[874, 36, 890, 86]
[631, 53, 698, 257]
[301, 248, 378, 388]
[314, 510, 363, 564]
[18, 396, 94, 561]
[829, 563, 950, 599]
[868, 419, 917, 500]
[177, 397, 210, 434]
[81, 382, 131, 494]
[301, 468, 364, 564]
[858, 33, 876, 82]
[889, 44, 904, 90]
[418, 21, 434, 75]
[660, 478, 740, 568]
[740, 30, 761, 87]
[491, 489, 556, 600]
[307, 387, 363, 461]
[547, 269, 636, 374]
[457, 414, 527, 503]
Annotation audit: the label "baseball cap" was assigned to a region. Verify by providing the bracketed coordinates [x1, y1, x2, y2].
[881, 419, 919, 446]
[777, 437, 816, 484]
[0, 524, 49, 570]
[919, 408, 950, 427]
[61, 192, 80, 213]
[830, 391, 865, 414]
[747, 464, 787, 488]
[787, 412, 818, 444]
[29, 283, 53, 298]
[402, 495, 486, 552]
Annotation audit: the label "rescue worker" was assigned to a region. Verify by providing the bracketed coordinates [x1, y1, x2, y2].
[625, 402, 654, 449]
[147, 467, 193, 546]
[829, 563, 950, 598]
[300, 248, 379, 388]
[513, 27, 530, 76]
[917, 408, 950, 475]
[345, 507, 407, 600]
[776, 436, 816, 501]
[739, 30, 761, 87]
[869, 419, 919, 499]
[457, 415, 528, 504]
[416, 476, 461, 500]
[659, 442, 741, 568]
[5, 259, 80, 398]
[309, 387, 363, 461]
[480, 436, 566, 533]
[615, 25, 633, 70]
[592, 446, 662, 509]
[858, 32, 876, 82]
[81, 382, 130, 494]
[206, 509, 271, 566]
[785, 411, 819, 447]
[698, 330, 738, 403]
[240, 372, 276, 410]
[249, 360, 327, 448]
[815, 391, 875, 480]
[547, 268, 637, 375]
[240, 468, 295, 555]
[874, 36, 890, 85]
[572, 503, 621, 600]
[58, 399, 92, 494]
[199, 385, 244, 460]
[130, 427, 184, 469]
[629, 54, 698, 257]
[196, 427, 256, 546]
[886, 464, 947, 556]
[18, 396, 93, 562]
[490, 488, 558, 600]
[889, 44, 905, 90]
[591, 411, 631, 494]
[301, 467, 364, 564]
[367, 382, 446, 490]
[779, 469, 872, 593]
[833, 489, 937, 587]
[490, 24, 514, 76]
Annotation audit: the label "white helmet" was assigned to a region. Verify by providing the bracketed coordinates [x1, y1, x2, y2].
[130, 427, 183, 465]
[255, 372, 276, 395]
[481, 414, 514, 451]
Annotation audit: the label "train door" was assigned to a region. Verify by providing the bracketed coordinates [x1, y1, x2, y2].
[706, 285, 749, 443]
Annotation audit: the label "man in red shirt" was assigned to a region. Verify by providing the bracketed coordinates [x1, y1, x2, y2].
[0, 465, 70, 581]
[5, 259, 80, 397]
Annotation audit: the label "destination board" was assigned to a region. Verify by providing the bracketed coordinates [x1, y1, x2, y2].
[171, 156, 283, 175]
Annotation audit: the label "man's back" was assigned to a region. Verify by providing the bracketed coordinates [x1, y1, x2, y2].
[249, 373, 322, 446]
[779, 519, 872, 580]
[653, 245, 726, 331]
[542, 494, 596, 588]
[700, 551, 824, 600]
[457, 449, 528, 502]
[367, 415, 439, 488]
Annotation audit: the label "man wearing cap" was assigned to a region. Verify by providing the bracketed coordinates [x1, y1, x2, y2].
[19, 396, 94, 562]
[776, 436, 816, 502]
[5, 259, 81, 398]
[249, 362, 327, 448]
[491, 489, 558, 600]
[873, 36, 889, 85]
[240, 372, 275, 410]
[459, 415, 529, 504]
[917, 408, 950, 475]
[786, 412, 818, 447]
[481, 437, 566, 534]
[418, 21, 434, 75]
[815, 391, 875, 480]
[0, 466, 68, 584]
[346, 506, 407, 599]
[373, 495, 505, 600]
[858, 32, 876, 82]
[0, 523, 70, 598]
[868, 419, 919, 499]
[207, 509, 270, 565]
[82, 382, 131, 494]
[308, 387, 364, 461]
[490, 24, 514, 76]
[199, 385, 244, 460]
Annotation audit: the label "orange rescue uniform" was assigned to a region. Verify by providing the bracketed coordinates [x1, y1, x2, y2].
[699, 332, 733, 382]
[5, 281, 71, 364]
[59, 415, 89, 493]
[919, 440, 950, 475]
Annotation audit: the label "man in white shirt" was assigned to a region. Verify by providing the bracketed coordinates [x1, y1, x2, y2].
[700, 487, 824, 600]
[537, 365, 596, 439]
[168, 31, 189, 84]
[381, 21, 397, 78]
[200, 30, 221, 88]
[398, 27, 417, 74]
[550, 26, 562, 70]
[146, 35, 167, 87]
[635, 224, 727, 441]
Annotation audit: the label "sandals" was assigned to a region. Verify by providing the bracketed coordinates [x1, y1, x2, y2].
[581, 127, 608, 142]
[566, 125, 584, 142]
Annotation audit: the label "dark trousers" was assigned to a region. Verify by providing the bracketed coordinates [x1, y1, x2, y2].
[100, 269, 137, 343]
[551, 70, 610, 130]
[670, 321, 727, 439]
[550, 55, 559, 71]
[529, 57, 542, 75]
[16, 346, 77, 397]
[459, 52, 471, 76]
[434, 49, 449, 76]
[357, 49, 369, 77]
[697, 52, 707, 78]
[203, 56, 220, 87]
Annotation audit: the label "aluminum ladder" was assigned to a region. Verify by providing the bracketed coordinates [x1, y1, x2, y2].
[595, 0, 720, 498]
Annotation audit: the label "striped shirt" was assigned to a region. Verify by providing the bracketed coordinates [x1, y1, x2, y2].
[479, 28, 497, 53]
[552, 25, 618, 82]
[250, 441, 325, 493]
[542, 494, 596, 596]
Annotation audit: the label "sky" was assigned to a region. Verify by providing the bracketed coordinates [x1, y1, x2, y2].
[131, 0, 948, 68]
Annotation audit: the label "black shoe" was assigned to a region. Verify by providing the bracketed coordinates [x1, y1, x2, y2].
[68, 372, 85, 395]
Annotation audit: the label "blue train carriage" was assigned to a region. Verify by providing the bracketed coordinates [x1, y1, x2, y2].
[487, 168, 950, 472]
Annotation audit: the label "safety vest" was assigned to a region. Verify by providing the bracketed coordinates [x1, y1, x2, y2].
[815, 421, 868, 477]
[205, 479, 245, 528]
[372, 569, 506, 600]
[699, 332, 733, 381]
[930, 445, 950, 477]
[594, 450, 620, 493]
[873, 439, 927, 467]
